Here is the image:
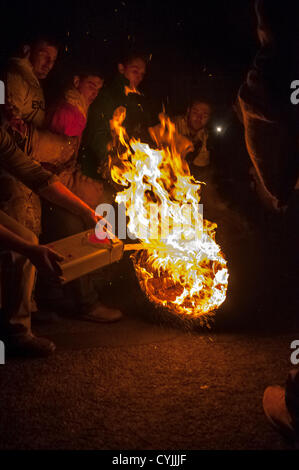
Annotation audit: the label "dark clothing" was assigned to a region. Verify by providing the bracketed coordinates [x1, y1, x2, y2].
[0, 127, 57, 193]
[238, 3, 299, 205]
[0, 209, 37, 339]
[80, 74, 154, 179]
[0, 128, 57, 339]
[38, 203, 98, 310]
[286, 369, 299, 433]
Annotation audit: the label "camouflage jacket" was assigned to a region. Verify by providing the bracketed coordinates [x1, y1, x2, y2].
[0, 58, 76, 234]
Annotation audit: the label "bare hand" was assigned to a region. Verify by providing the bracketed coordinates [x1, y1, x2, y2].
[81, 208, 112, 233]
[27, 245, 65, 282]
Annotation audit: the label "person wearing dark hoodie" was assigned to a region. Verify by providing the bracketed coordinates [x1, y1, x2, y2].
[80, 53, 153, 180]
[36, 71, 122, 324]
[238, 0, 299, 447]
[238, 0, 299, 211]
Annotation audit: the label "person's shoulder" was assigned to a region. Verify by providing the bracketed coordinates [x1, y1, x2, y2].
[50, 101, 86, 136]
[0, 125, 19, 158]
[55, 101, 80, 116]
[89, 87, 112, 113]
[6, 58, 39, 93]
[90, 87, 121, 121]
[173, 114, 184, 124]
[6, 59, 27, 83]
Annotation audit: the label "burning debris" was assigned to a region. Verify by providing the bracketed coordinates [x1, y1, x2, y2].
[109, 109, 229, 325]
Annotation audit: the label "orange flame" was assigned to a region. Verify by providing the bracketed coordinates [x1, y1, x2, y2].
[124, 85, 142, 96]
[109, 110, 229, 324]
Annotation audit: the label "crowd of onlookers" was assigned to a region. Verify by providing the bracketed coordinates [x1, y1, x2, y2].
[0, 33, 235, 356]
[0, 0, 298, 448]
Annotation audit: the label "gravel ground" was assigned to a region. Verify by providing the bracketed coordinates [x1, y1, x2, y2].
[1, 207, 297, 450]
[0, 312, 296, 450]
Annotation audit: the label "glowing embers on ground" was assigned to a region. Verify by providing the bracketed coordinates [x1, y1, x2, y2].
[109, 109, 229, 324]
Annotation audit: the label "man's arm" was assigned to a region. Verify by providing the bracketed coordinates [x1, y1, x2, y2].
[4, 71, 28, 124]
[31, 128, 78, 165]
[0, 223, 65, 281]
[39, 181, 97, 227]
[0, 127, 99, 226]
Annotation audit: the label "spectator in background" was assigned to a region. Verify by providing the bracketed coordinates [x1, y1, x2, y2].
[0, 35, 77, 236]
[174, 99, 212, 177]
[45, 70, 105, 208]
[37, 70, 122, 323]
[149, 98, 213, 182]
[149, 98, 248, 239]
[239, 0, 299, 447]
[81, 52, 155, 180]
[238, 0, 299, 211]
[174, 99, 242, 226]
[49, 71, 104, 139]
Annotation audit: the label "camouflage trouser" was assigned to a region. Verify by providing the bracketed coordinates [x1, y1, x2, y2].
[0, 172, 42, 236]
[0, 209, 38, 339]
[0, 124, 78, 236]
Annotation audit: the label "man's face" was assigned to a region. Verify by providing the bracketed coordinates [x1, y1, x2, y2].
[29, 41, 58, 79]
[119, 58, 146, 89]
[187, 102, 211, 132]
[76, 75, 104, 106]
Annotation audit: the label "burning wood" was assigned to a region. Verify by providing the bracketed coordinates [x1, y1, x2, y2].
[109, 110, 229, 323]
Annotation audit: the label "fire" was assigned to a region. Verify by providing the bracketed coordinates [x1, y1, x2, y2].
[124, 85, 142, 96]
[108, 109, 229, 325]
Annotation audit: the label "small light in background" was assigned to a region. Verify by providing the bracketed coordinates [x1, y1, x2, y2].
[216, 126, 223, 134]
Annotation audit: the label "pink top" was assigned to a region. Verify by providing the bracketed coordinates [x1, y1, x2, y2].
[49, 102, 87, 137]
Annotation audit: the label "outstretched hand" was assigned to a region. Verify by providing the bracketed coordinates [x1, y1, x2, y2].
[27, 245, 65, 283]
[81, 208, 113, 234]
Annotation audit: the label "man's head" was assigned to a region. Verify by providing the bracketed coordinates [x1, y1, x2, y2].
[24, 37, 59, 79]
[118, 54, 146, 89]
[187, 100, 212, 133]
[73, 73, 104, 106]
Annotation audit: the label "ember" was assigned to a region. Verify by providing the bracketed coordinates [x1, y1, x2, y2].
[109, 110, 229, 324]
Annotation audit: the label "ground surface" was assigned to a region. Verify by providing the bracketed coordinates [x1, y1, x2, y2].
[1, 206, 298, 451]
[0, 291, 297, 450]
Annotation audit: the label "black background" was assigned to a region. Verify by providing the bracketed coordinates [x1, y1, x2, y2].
[0, 0, 258, 114]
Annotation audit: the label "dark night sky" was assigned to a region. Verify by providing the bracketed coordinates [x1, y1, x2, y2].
[0, 0, 258, 113]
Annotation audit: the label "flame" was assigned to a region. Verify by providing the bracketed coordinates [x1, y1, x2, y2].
[109, 110, 229, 325]
[124, 85, 142, 96]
